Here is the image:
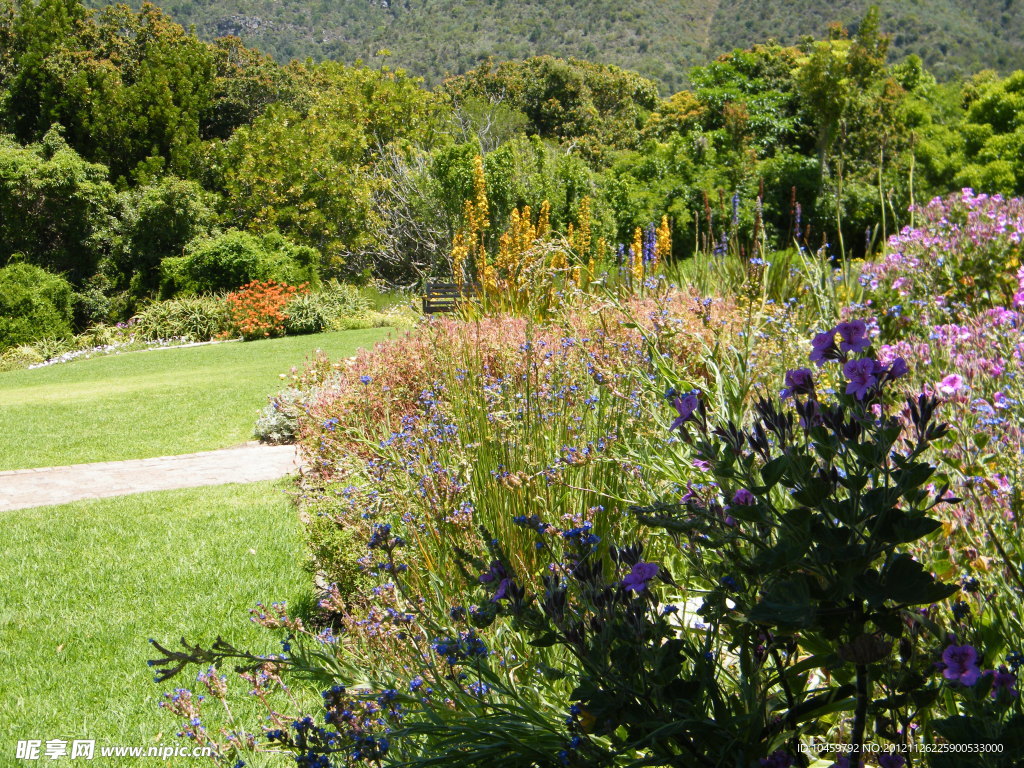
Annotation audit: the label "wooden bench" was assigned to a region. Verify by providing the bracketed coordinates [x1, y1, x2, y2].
[422, 282, 476, 314]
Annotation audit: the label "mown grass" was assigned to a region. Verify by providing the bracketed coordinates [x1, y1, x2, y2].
[0, 328, 390, 470]
[0, 480, 307, 767]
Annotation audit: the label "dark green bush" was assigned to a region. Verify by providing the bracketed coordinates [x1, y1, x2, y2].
[109, 176, 219, 295]
[160, 229, 320, 296]
[0, 263, 75, 349]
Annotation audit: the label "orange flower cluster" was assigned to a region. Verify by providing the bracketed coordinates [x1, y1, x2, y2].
[224, 280, 305, 340]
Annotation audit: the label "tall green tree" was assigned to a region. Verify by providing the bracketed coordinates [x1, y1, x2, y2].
[0, 128, 114, 284]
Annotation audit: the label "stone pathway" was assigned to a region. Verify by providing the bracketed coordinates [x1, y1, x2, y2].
[0, 442, 301, 512]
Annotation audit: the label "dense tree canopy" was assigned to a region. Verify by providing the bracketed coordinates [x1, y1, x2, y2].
[1, 0, 1023, 343]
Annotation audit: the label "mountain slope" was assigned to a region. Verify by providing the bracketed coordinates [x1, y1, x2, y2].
[90, 0, 1024, 91]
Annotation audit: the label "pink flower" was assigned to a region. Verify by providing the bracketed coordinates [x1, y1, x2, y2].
[942, 644, 981, 686]
[937, 374, 964, 396]
[843, 358, 878, 400]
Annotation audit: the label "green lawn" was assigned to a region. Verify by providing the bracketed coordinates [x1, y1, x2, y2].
[0, 481, 308, 766]
[0, 328, 389, 470]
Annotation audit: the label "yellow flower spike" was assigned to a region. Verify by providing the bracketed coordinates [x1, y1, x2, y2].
[450, 230, 469, 287]
[537, 200, 551, 238]
[656, 215, 671, 265]
[576, 197, 592, 258]
[631, 227, 644, 285]
[497, 231, 513, 273]
[482, 264, 499, 294]
[472, 155, 489, 233]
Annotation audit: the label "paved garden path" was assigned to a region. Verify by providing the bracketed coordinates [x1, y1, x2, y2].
[0, 443, 301, 512]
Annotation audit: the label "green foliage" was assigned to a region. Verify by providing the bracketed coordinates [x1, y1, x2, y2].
[215, 61, 443, 278]
[0, 343, 45, 371]
[283, 281, 373, 336]
[0, 262, 74, 348]
[131, 294, 230, 341]
[107, 175, 219, 294]
[444, 57, 660, 158]
[2, 0, 219, 179]
[0, 128, 114, 283]
[77, 0, 1024, 94]
[302, 501, 369, 600]
[161, 229, 319, 295]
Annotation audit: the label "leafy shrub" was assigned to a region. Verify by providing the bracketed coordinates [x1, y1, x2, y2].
[151, 320, 1022, 765]
[161, 229, 319, 296]
[301, 499, 369, 600]
[132, 296, 231, 341]
[254, 386, 308, 444]
[0, 263, 75, 349]
[0, 130, 115, 285]
[26, 336, 75, 362]
[282, 293, 334, 335]
[225, 280, 304, 340]
[0, 344, 45, 371]
[283, 280, 377, 335]
[109, 176, 219, 295]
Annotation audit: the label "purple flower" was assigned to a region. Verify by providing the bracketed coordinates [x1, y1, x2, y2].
[731, 488, 756, 506]
[670, 392, 700, 430]
[759, 750, 794, 768]
[781, 367, 813, 398]
[937, 374, 964, 396]
[942, 644, 982, 686]
[987, 665, 1018, 698]
[879, 754, 905, 768]
[836, 319, 870, 353]
[809, 330, 837, 366]
[622, 561, 659, 593]
[479, 561, 513, 602]
[886, 357, 909, 379]
[843, 358, 878, 400]
[492, 578, 512, 602]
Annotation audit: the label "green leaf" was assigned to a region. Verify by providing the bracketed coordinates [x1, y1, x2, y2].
[528, 632, 559, 648]
[871, 508, 943, 544]
[854, 554, 958, 607]
[931, 715, 986, 744]
[748, 577, 814, 628]
[760, 456, 787, 489]
[893, 461, 935, 492]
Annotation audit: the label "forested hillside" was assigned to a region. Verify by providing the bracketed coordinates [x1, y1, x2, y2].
[3, 0, 1024, 353]
[81, 0, 1024, 92]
